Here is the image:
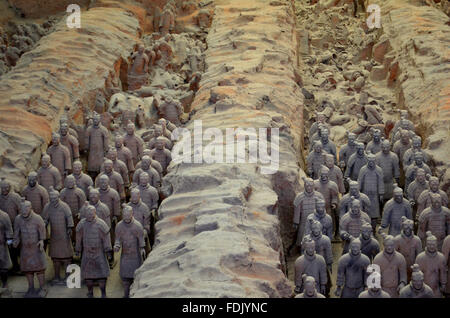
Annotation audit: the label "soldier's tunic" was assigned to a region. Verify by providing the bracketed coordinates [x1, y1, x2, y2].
[123, 134, 144, 166]
[13, 212, 47, 272]
[373, 251, 407, 298]
[375, 151, 400, 200]
[61, 133, 79, 163]
[301, 234, 333, 268]
[314, 180, 338, 216]
[403, 148, 428, 168]
[293, 191, 325, 245]
[358, 289, 391, 298]
[99, 187, 121, 220]
[85, 124, 109, 173]
[381, 198, 413, 236]
[345, 152, 367, 181]
[96, 171, 125, 200]
[328, 165, 345, 194]
[294, 253, 327, 293]
[0, 210, 13, 270]
[76, 217, 111, 280]
[442, 236, 450, 295]
[0, 191, 21, 224]
[358, 166, 384, 219]
[399, 284, 434, 298]
[37, 165, 62, 192]
[41, 201, 73, 260]
[416, 250, 447, 298]
[416, 189, 449, 219]
[47, 144, 72, 179]
[305, 213, 333, 240]
[339, 211, 371, 253]
[149, 148, 172, 174]
[70, 172, 93, 198]
[418, 206, 450, 250]
[132, 167, 161, 189]
[392, 119, 414, 137]
[138, 184, 159, 211]
[101, 159, 129, 187]
[366, 140, 382, 154]
[393, 139, 411, 166]
[336, 252, 370, 298]
[394, 233, 422, 280]
[60, 187, 86, 219]
[128, 201, 150, 235]
[116, 145, 135, 173]
[359, 235, 380, 262]
[306, 151, 325, 180]
[115, 219, 145, 279]
[339, 192, 371, 217]
[407, 179, 429, 202]
[135, 160, 164, 178]
[339, 143, 357, 168]
[22, 184, 49, 216]
[405, 163, 432, 191]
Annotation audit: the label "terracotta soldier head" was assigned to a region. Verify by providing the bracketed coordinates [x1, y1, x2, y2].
[415, 168, 426, 184]
[356, 142, 365, 156]
[141, 156, 151, 170]
[430, 192, 442, 210]
[410, 264, 425, 292]
[115, 135, 124, 148]
[73, 160, 83, 175]
[413, 152, 424, 166]
[154, 126, 163, 137]
[400, 110, 408, 120]
[85, 205, 96, 222]
[349, 181, 360, 197]
[60, 123, 69, 137]
[65, 175, 76, 189]
[93, 112, 101, 127]
[381, 233, 395, 255]
[89, 187, 100, 205]
[381, 140, 391, 154]
[130, 188, 140, 204]
[303, 237, 316, 257]
[393, 185, 403, 204]
[315, 198, 326, 217]
[28, 171, 38, 187]
[429, 177, 440, 193]
[320, 128, 329, 144]
[372, 129, 381, 142]
[347, 132, 356, 147]
[122, 204, 133, 223]
[0, 177, 10, 196]
[107, 147, 118, 161]
[316, 112, 325, 124]
[41, 154, 51, 168]
[49, 187, 60, 207]
[425, 231, 438, 254]
[367, 153, 376, 170]
[400, 129, 410, 144]
[126, 123, 136, 136]
[104, 159, 114, 174]
[324, 154, 334, 169]
[350, 197, 361, 218]
[313, 141, 322, 154]
[349, 238, 362, 257]
[156, 137, 166, 150]
[98, 175, 110, 191]
[310, 219, 323, 238]
[303, 275, 318, 297]
[20, 198, 32, 218]
[361, 222, 373, 240]
[400, 216, 414, 237]
[400, 119, 411, 131]
[139, 172, 149, 187]
[51, 133, 61, 146]
[412, 136, 421, 150]
[319, 166, 329, 183]
[303, 177, 314, 194]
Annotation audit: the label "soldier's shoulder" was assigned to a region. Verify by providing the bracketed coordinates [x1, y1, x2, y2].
[96, 218, 110, 233]
[76, 218, 86, 231]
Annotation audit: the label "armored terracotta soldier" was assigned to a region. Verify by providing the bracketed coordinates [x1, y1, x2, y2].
[80, 188, 111, 229]
[306, 141, 326, 179]
[339, 132, 357, 172]
[415, 232, 447, 297]
[416, 176, 449, 218]
[158, 95, 183, 126]
[294, 275, 326, 298]
[358, 153, 384, 232]
[128, 45, 149, 91]
[407, 168, 429, 220]
[319, 129, 337, 163]
[114, 205, 146, 298]
[22, 171, 49, 216]
[373, 234, 407, 298]
[69, 160, 94, 198]
[85, 112, 110, 176]
[0, 208, 13, 288]
[60, 175, 86, 242]
[293, 178, 325, 245]
[305, 198, 333, 240]
[379, 186, 412, 236]
[358, 277, 391, 298]
[41, 188, 74, 284]
[101, 147, 129, 188]
[404, 152, 431, 191]
[98, 175, 121, 224]
[335, 238, 370, 298]
[115, 135, 135, 174]
[442, 235, 450, 297]
[294, 238, 327, 295]
[403, 136, 428, 168]
[60, 122, 79, 164]
[314, 166, 339, 238]
[59, 114, 79, 140]
[345, 142, 367, 181]
[418, 193, 450, 250]
[324, 154, 345, 194]
[137, 172, 159, 213]
[366, 129, 382, 154]
[128, 189, 151, 253]
[339, 198, 371, 254]
[132, 156, 161, 189]
[13, 199, 47, 298]
[359, 222, 380, 262]
[375, 140, 400, 201]
[392, 110, 414, 137]
[148, 125, 173, 150]
[136, 149, 164, 178]
[394, 217, 422, 281]
[392, 119, 416, 142]
[123, 123, 144, 167]
[339, 181, 371, 217]
[149, 137, 172, 174]
[310, 123, 328, 145]
[158, 117, 176, 134]
[392, 129, 412, 168]
[37, 154, 62, 191]
[399, 264, 434, 298]
[75, 205, 112, 298]
[96, 159, 125, 201]
[47, 133, 72, 180]
[159, 8, 175, 36]
[309, 112, 327, 138]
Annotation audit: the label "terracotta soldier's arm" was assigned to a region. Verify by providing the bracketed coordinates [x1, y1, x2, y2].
[84, 128, 91, 152]
[325, 240, 333, 267]
[41, 189, 49, 210]
[397, 256, 407, 290]
[37, 216, 46, 241]
[144, 210, 151, 234]
[72, 137, 80, 159]
[65, 205, 74, 229]
[102, 129, 110, 153]
[325, 219, 333, 240]
[64, 147, 72, 172]
[3, 215, 13, 241]
[113, 225, 122, 252]
[77, 190, 87, 208]
[137, 137, 144, 160]
[319, 261, 327, 294]
[336, 258, 346, 289]
[54, 169, 63, 191]
[112, 193, 121, 217]
[379, 204, 391, 232]
[117, 175, 125, 200]
[439, 257, 447, 290]
[442, 238, 450, 265]
[102, 226, 113, 253]
[417, 213, 427, 241]
[41, 204, 50, 227]
[12, 217, 21, 247]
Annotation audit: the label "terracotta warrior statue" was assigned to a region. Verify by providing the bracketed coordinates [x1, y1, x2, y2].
[59, 122, 79, 164]
[85, 112, 109, 176]
[339, 198, 371, 254]
[314, 166, 339, 239]
[80, 188, 110, 227]
[294, 275, 326, 298]
[37, 154, 62, 191]
[399, 264, 434, 298]
[359, 222, 380, 262]
[69, 160, 94, 198]
[306, 141, 325, 179]
[159, 117, 176, 134]
[294, 238, 327, 295]
[123, 123, 144, 166]
[392, 119, 416, 142]
[305, 198, 333, 240]
[309, 112, 328, 138]
[101, 147, 129, 188]
[60, 175, 86, 242]
[115, 135, 135, 174]
[132, 155, 161, 189]
[157, 95, 183, 126]
[136, 149, 164, 178]
[358, 153, 384, 233]
[442, 235, 450, 298]
[41, 187, 74, 285]
[403, 136, 428, 168]
[366, 129, 382, 154]
[114, 204, 146, 298]
[0, 207, 13, 288]
[149, 137, 172, 174]
[46, 132, 72, 180]
[128, 45, 149, 91]
[127, 188, 151, 254]
[59, 114, 79, 140]
[345, 142, 367, 181]
[13, 199, 47, 298]
[335, 238, 370, 298]
[407, 168, 429, 220]
[379, 186, 413, 236]
[75, 205, 112, 298]
[137, 172, 159, 214]
[96, 159, 125, 201]
[373, 234, 407, 298]
[339, 180, 371, 217]
[319, 129, 337, 163]
[375, 139, 400, 201]
[392, 129, 412, 169]
[324, 153, 345, 194]
[22, 171, 49, 216]
[404, 152, 432, 191]
[418, 193, 450, 250]
[392, 110, 414, 137]
[394, 217, 422, 281]
[98, 175, 121, 225]
[339, 132, 357, 172]
[416, 176, 449, 218]
[148, 125, 173, 150]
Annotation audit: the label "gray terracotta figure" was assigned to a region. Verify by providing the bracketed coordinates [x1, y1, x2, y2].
[136, 149, 164, 178]
[403, 136, 428, 168]
[69, 160, 94, 198]
[393, 119, 416, 142]
[406, 168, 429, 220]
[338, 132, 357, 171]
[128, 189, 151, 253]
[416, 176, 449, 218]
[97, 175, 120, 227]
[335, 238, 370, 298]
[294, 275, 326, 298]
[359, 222, 380, 262]
[41, 188, 74, 284]
[394, 217, 422, 281]
[314, 166, 339, 238]
[293, 178, 325, 245]
[373, 234, 407, 298]
[115, 135, 135, 174]
[310, 123, 329, 145]
[85, 112, 110, 174]
[13, 199, 47, 298]
[60, 122, 79, 163]
[37, 154, 62, 191]
[404, 152, 431, 191]
[415, 232, 447, 297]
[158, 95, 183, 126]
[22, 171, 49, 216]
[59, 114, 79, 140]
[362, 104, 383, 125]
[132, 156, 161, 189]
[379, 186, 412, 236]
[96, 159, 125, 201]
[358, 277, 391, 298]
[0, 208, 13, 288]
[339, 198, 371, 254]
[149, 138, 172, 174]
[137, 172, 159, 213]
[80, 188, 111, 229]
[294, 238, 327, 295]
[159, 117, 176, 133]
[123, 123, 144, 166]
[392, 110, 414, 137]
[392, 129, 412, 166]
[319, 129, 337, 163]
[114, 205, 146, 298]
[148, 125, 173, 150]
[75, 205, 112, 298]
[324, 154, 345, 194]
[159, 8, 175, 36]
[60, 175, 86, 242]
[101, 147, 129, 188]
[345, 142, 367, 181]
[307, 141, 326, 179]
[366, 129, 382, 154]
[375, 139, 400, 201]
[309, 112, 327, 138]
[399, 264, 434, 298]
[339, 181, 371, 217]
[47, 133, 72, 179]
[302, 220, 333, 272]
[305, 198, 333, 241]
[128, 45, 149, 91]
[418, 193, 450, 250]
[442, 235, 450, 297]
